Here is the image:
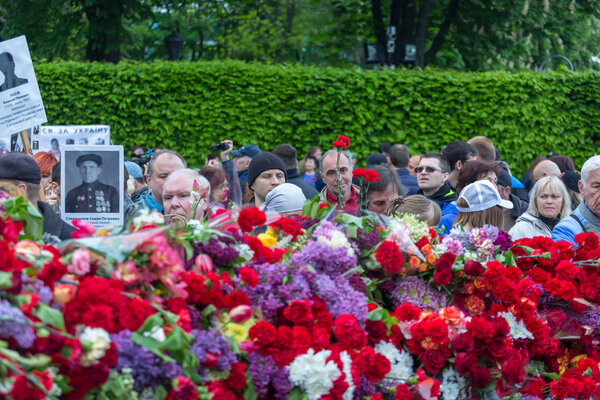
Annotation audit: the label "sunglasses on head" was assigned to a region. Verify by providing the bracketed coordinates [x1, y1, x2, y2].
[415, 166, 442, 174]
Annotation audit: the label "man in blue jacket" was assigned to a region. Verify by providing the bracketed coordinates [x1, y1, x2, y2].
[389, 144, 419, 196]
[552, 155, 600, 246]
[416, 153, 458, 235]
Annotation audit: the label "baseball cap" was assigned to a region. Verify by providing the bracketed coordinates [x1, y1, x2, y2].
[125, 161, 143, 179]
[560, 170, 581, 192]
[456, 180, 513, 212]
[0, 153, 41, 184]
[231, 145, 261, 158]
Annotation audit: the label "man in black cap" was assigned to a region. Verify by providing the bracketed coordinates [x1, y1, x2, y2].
[245, 152, 287, 207]
[65, 154, 119, 213]
[0, 153, 75, 242]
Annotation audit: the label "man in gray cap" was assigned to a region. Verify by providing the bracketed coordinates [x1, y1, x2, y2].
[65, 154, 119, 213]
[0, 153, 75, 242]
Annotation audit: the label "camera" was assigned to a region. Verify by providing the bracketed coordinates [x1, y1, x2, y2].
[210, 143, 229, 151]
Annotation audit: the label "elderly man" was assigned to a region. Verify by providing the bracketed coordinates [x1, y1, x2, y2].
[319, 149, 359, 211]
[136, 149, 186, 213]
[162, 169, 210, 225]
[416, 153, 458, 234]
[553, 155, 600, 245]
[532, 159, 562, 182]
[0, 153, 74, 242]
[66, 154, 119, 213]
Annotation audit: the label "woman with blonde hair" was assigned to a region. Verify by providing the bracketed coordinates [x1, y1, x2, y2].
[453, 180, 513, 230]
[509, 176, 571, 240]
[387, 195, 441, 227]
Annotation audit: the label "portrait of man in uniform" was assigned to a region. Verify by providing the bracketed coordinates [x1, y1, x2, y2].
[65, 154, 119, 213]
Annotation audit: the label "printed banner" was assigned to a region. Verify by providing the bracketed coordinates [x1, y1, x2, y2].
[31, 124, 110, 161]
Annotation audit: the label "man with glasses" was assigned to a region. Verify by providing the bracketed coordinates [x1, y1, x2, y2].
[416, 153, 458, 234]
[553, 155, 600, 245]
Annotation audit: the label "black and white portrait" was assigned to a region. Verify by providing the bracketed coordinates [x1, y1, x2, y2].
[61, 146, 124, 227]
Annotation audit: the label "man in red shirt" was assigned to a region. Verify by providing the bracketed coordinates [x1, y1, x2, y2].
[318, 149, 359, 212]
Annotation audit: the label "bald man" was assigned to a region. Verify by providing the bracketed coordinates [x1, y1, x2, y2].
[532, 160, 561, 182]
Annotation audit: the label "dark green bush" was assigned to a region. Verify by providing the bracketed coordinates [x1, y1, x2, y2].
[36, 60, 600, 176]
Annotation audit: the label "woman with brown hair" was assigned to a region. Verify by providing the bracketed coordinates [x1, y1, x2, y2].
[455, 160, 502, 194]
[453, 180, 513, 230]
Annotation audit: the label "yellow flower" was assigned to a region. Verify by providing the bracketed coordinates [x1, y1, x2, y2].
[222, 316, 256, 344]
[257, 227, 278, 248]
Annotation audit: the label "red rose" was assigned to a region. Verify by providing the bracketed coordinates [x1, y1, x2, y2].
[464, 260, 484, 276]
[419, 349, 448, 375]
[394, 302, 422, 321]
[454, 352, 477, 376]
[433, 268, 452, 286]
[366, 320, 388, 342]
[283, 300, 314, 326]
[332, 135, 350, 148]
[166, 376, 198, 400]
[238, 207, 266, 233]
[239, 267, 259, 287]
[365, 353, 391, 382]
[375, 241, 404, 273]
[470, 366, 491, 388]
[501, 350, 524, 384]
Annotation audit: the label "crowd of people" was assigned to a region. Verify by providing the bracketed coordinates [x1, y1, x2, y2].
[0, 134, 597, 247]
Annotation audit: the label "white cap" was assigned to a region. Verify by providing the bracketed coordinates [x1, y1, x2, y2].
[259, 183, 307, 215]
[456, 180, 513, 212]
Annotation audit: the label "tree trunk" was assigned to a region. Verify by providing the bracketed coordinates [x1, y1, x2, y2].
[371, 0, 387, 56]
[416, 0, 432, 68]
[82, 2, 122, 62]
[424, 0, 460, 65]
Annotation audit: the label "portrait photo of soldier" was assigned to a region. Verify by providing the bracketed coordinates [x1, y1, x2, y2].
[65, 153, 119, 213]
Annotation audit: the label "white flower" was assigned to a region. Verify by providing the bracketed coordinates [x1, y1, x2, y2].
[440, 367, 467, 400]
[79, 327, 111, 367]
[236, 243, 254, 262]
[374, 341, 414, 382]
[132, 209, 164, 226]
[340, 351, 355, 400]
[498, 312, 534, 340]
[317, 230, 355, 256]
[288, 349, 341, 400]
[143, 325, 167, 342]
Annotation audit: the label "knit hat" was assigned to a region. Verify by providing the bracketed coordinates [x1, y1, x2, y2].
[456, 180, 513, 212]
[247, 152, 287, 188]
[124, 161, 143, 179]
[259, 183, 306, 215]
[0, 153, 42, 184]
[560, 170, 581, 192]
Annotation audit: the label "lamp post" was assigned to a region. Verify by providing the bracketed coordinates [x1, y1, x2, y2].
[165, 31, 185, 61]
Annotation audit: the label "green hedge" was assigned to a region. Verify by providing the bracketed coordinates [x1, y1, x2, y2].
[35, 60, 600, 176]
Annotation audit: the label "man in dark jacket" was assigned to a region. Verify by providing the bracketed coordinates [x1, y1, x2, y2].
[389, 144, 419, 196]
[272, 144, 319, 200]
[416, 153, 458, 235]
[497, 168, 528, 232]
[0, 153, 75, 243]
[441, 140, 478, 190]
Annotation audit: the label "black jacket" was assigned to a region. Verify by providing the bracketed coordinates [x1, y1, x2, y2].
[286, 168, 319, 200]
[38, 201, 76, 242]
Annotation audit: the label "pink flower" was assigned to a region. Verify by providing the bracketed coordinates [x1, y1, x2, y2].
[229, 304, 252, 323]
[112, 261, 138, 284]
[71, 219, 96, 239]
[194, 254, 213, 274]
[67, 248, 90, 276]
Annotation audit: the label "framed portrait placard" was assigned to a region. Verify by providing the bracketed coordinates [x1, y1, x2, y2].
[60, 145, 124, 227]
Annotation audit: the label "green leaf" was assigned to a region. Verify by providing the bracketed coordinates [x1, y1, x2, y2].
[288, 387, 308, 400]
[33, 302, 65, 331]
[367, 307, 383, 321]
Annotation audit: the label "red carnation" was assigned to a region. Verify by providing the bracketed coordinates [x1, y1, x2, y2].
[332, 135, 350, 148]
[224, 362, 247, 392]
[375, 241, 404, 273]
[270, 217, 303, 238]
[249, 321, 277, 347]
[333, 314, 366, 349]
[238, 207, 266, 233]
[353, 168, 366, 179]
[365, 353, 391, 382]
[166, 376, 198, 400]
[283, 300, 314, 326]
[364, 170, 380, 182]
[394, 384, 416, 400]
[239, 267, 259, 287]
[394, 302, 422, 321]
[10, 371, 52, 400]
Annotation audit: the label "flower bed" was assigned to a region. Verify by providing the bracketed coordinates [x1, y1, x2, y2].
[2, 196, 600, 400]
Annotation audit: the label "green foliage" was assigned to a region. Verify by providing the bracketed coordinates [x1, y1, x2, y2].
[36, 60, 600, 176]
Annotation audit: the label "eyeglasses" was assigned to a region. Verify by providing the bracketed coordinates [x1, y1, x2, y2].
[415, 166, 442, 174]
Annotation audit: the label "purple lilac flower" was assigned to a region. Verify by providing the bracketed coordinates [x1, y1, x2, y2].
[299, 216, 319, 230]
[348, 274, 367, 292]
[111, 330, 182, 390]
[191, 328, 237, 378]
[355, 375, 377, 399]
[291, 240, 357, 277]
[313, 275, 367, 326]
[354, 226, 381, 250]
[576, 311, 600, 340]
[482, 224, 499, 242]
[196, 236, 240, 267]
[242, 263, 315, 321]
[21, 277, 53, 304]
[390, 276, 448, 311]
[0, 299, 35, 348]
[248, 353, 291, 399]
[312, 220, 339, 239]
